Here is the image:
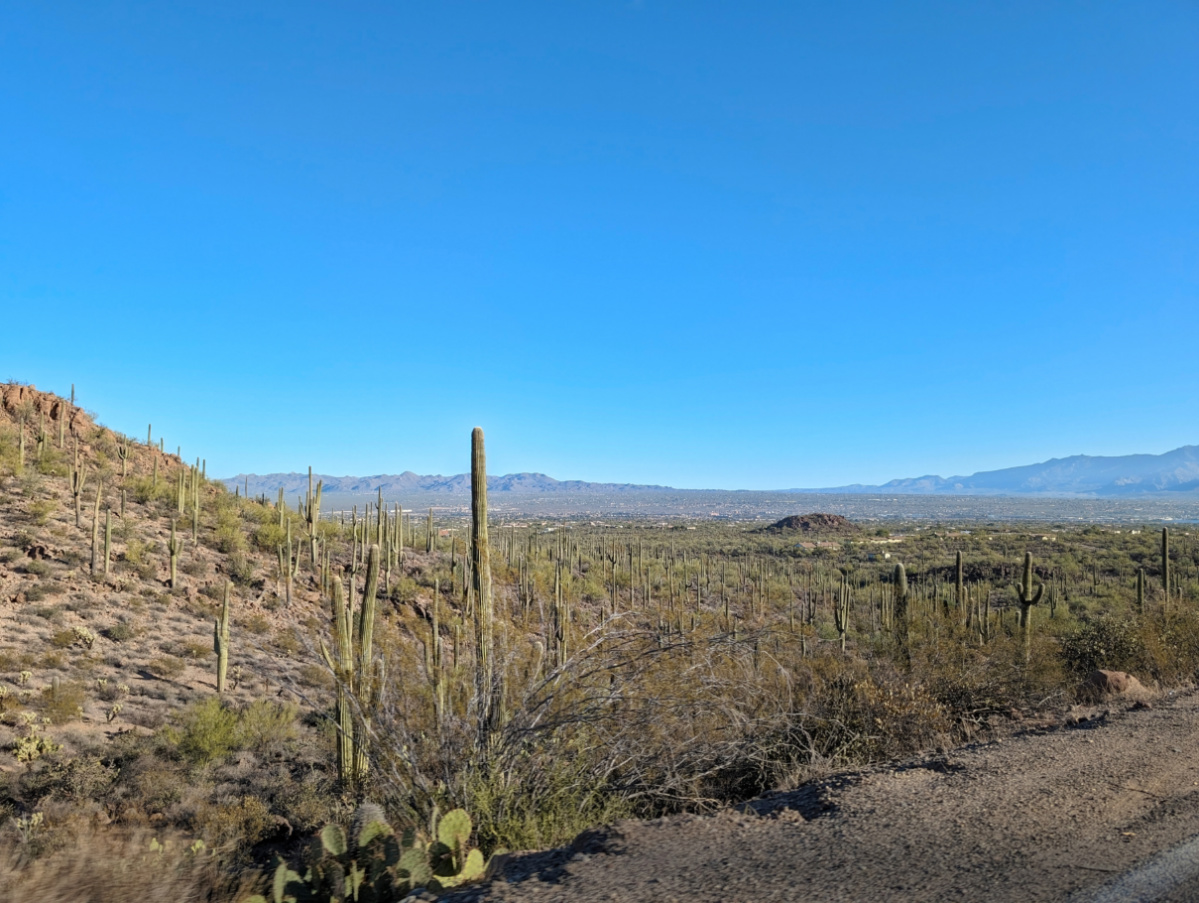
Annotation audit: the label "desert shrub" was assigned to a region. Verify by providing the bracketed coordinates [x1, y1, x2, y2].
[252, 522, 286, 554]
[169, 697, 240, 765]
[227, 552, 255, 586]
[297, 664, 334, 690]
[1059, 615, 1145, 677]
[167, 698, 297, 766]
[27, 499, 56, 526]
[49, 630, 76, 649]
[189, 795, 276, 852]
[272, 631, 300, 655]
[163, 641, 210, 661]
[0, 825, 258, 903]
[22, 559, 49, 578]
[236, 700, 300, 753]
[244, 614, 270, 635]
[37, 652, 67, 671]
[103, 621, 136, 643]
[36, 680, 87, 724]
[147, 656, 186, 680]
[181, 557, 206, 577]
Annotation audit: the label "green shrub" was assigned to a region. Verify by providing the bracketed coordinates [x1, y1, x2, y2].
[37, 680, 87, 724]
[1059, 616, 1145, 677]
[104, 621, 136, 642]
[171, 697, 240, 765]
[237, 700, 299, 752]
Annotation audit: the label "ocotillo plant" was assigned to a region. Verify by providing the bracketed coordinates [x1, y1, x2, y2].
[471, 427, 496, 751]
[168, 520, 182, 589]
[214, 582, 231, 694]
[321, 544, 381, 788]
[1015, 551, 1044, 663]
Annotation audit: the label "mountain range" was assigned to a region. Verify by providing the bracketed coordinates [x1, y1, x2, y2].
[222, 471, 672, 496]
[799, 445, 1199, 497]
[223, 445, 1199, 500]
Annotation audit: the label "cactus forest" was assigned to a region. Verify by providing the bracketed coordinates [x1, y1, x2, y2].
[1, 383, 1199, 901]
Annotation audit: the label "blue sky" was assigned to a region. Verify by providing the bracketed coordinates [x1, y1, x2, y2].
[2, 2, 1196, 489]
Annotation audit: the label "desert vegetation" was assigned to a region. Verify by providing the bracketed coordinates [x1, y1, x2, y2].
[0, 382, 1197, 901]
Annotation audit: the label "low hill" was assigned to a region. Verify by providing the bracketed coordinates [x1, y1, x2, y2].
[761, 513, 858, 534]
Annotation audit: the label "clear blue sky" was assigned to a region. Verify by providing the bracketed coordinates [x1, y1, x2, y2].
[2, 2, 1196, 489]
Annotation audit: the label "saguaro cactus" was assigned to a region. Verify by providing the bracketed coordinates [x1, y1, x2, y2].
[117, 438, 129, 479]
[70, 442, 88, 529]
[426, 507, 434, 553]
[90, 482, 103, 574]
[214, 582, 231, 694]
[1137, 567, 1145, 615]
[835, 572, 850, 652]
[321, 544, 381, 788]
[168, 520, 182, 589]
[1162, 527, 1171, 603]
[471, 427, 496, 750]
[893, 563, 909, 662]
[306, 468, 323, 569]
[955, 551, 964, 612]
[1015, 551, 1044, 663]
[103, 507, 112, 577]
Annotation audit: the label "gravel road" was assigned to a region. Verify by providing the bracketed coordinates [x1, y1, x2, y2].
[445, 689, 1199, 903]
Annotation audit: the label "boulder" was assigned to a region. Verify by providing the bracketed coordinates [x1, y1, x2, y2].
[1082, 669, 1148, 701]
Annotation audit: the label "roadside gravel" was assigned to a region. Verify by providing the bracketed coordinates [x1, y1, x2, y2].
[445, 689, 1199, 902]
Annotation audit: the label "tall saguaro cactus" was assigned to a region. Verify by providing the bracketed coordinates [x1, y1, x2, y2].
[834, 572, 850, 652]
[70, 441, 88, 529]
[321, 544, 381, 788]
[1162, 527, 1171, 604]
[893, 563, 909, 663]
[955, 551, 964, 613]
[426, 507, 434, 553]
[471, 427, 496, 750]
[214, 582, 231, 693]
[1015, 551, 1044, 663]
[306, 467, 323, 569]
[168, 520, 182, 589]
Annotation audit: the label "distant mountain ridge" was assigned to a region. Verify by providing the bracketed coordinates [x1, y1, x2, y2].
[225, 445, 1199, 500]
[222, 471, 673, 496]
[798, 445, 1199, 498]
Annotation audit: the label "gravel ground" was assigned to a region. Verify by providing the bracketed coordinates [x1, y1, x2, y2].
[445, 689, 1199, 903]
